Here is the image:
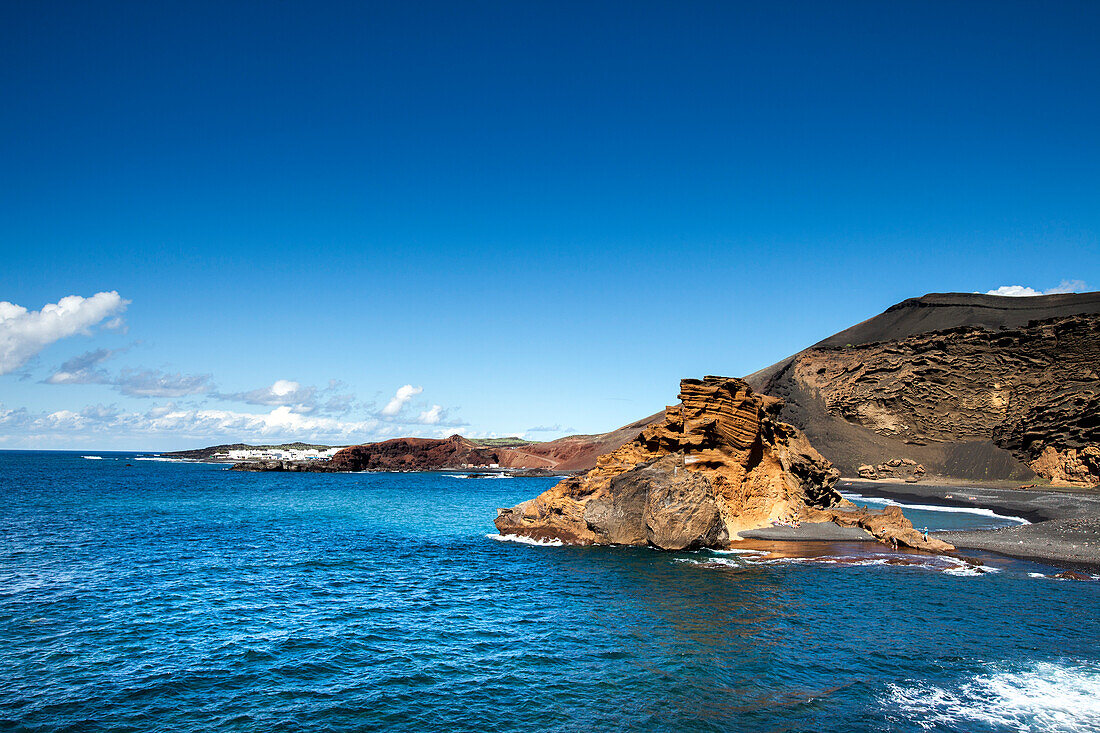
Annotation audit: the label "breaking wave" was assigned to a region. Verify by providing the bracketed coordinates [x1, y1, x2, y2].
[81, 455, 103, 460]
[884, 660, 1100, 732]
[842, 492, 1030, 525]
[450, 473, 513, 479]
[486, 533, 566, 547]
[679, 551, 999, 576]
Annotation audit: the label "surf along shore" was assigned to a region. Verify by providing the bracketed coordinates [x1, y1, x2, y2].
[837, 478, 1100, 570]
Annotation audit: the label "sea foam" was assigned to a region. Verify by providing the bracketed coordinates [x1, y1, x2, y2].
[885, 660, 1100, 732]
[841, 491, 1031, 525]
[485, 533, 566, 547]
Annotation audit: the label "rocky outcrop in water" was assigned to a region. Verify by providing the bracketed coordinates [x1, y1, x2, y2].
[495, 376, 950, 551]
[231, 460, 339, 472]
[495, 376, 850, 549]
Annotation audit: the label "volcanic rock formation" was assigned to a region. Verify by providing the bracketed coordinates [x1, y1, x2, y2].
[329, 435, 500, 471]
[495, 376, 947, 551]
[746, 293, 1100, 487]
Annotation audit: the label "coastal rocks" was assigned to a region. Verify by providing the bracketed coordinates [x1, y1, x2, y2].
[810, 505, 953, 552]
[495, 376, 843, 549]
[330, 435, 500, 471]
[579, 455, 726, 549]
[1026, 447, 1100, 489]
[231, 460, 338, 472]
[857, 459, 926, 482]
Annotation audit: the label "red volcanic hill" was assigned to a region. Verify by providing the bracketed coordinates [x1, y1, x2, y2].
[327, 415, 665, 473]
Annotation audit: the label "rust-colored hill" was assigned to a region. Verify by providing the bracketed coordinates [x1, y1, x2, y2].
[327, 414, 665, 473]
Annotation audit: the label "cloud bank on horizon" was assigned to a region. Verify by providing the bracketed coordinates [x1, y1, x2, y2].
[984, 280, 1087, 297]
[0, 293, 472, 448]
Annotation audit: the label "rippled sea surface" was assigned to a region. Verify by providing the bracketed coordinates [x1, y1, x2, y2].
[2, 452, 1099, 732]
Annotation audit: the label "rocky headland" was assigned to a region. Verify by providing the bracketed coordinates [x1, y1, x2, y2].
[746, 292, 1100, 487]
[495, 376, 950, 553]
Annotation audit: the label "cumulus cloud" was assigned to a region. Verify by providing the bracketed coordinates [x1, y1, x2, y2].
[0, 292, 129, 375]
[44, 347, 121, 384]
[0, 401, 387, 446]
[44, 348, 214, 398]
[418, 405, 443, 424]
[381, 384, 423, 416]
[215, 378, 357, 415]
[113, 369, 214, 397]
[219, 379, 316, 408]
[985, 280, 1087, 297]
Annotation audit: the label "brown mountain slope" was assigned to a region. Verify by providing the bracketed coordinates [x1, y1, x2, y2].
[496, 412, 664, 470]
[745, 292, 1100, 486]
[321, 413, 666, 473]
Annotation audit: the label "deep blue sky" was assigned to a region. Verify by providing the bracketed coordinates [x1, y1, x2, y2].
[1, 1, 1097, 449]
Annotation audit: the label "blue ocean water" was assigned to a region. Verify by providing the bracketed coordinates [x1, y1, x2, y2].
[2, 452, 1098, 733]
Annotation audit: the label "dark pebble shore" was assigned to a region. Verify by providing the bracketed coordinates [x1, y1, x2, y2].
[840, 479, 1100, 569]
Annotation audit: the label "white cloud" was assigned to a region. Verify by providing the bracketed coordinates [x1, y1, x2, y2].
[44, 347, 119, 384]
[381, 384, 423, 416]
[113, 369, 214, 397]
[43, 348, 214, 398]
[270, 379, 299, 397]
[0, 401, 383, 445]
[0, 395, 472, 447]
[220, 379, 315, 407]
[0, 292, 129, 375]
[214, 378, 356, 414]
[984, 280, 1087, 297]
[418, 404, 443, 424]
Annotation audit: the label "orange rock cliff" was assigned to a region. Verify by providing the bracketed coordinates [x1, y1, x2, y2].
[495, 376, 951, 552]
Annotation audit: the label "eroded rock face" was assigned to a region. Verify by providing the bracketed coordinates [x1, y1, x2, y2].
[857, 459, 926, 482]
[1029, 446, 1100, 489]
[769, 314, 1100, 487]
[494, 376, 843, 549]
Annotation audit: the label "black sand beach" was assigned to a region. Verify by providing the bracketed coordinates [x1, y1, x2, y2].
[841, 479, 1100, 569]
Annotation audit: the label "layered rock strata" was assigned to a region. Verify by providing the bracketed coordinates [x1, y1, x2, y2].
[754, 311, 1100, 487]
[494, 376, 950, 552]
[857, 459, 926, 482]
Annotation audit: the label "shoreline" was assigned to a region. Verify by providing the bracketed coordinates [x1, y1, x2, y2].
[837, 479, 1100, 570]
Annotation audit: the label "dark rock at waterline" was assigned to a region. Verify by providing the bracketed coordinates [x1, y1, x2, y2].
[230, 460, 339, 472]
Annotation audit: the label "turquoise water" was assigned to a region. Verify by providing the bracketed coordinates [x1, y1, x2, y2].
[2, 452, 1098, 732]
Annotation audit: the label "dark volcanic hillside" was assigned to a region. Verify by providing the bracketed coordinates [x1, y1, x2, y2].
[745, 292, 1100, 486]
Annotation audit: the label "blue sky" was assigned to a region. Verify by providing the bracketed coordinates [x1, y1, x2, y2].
[1, 1, 1097, 450]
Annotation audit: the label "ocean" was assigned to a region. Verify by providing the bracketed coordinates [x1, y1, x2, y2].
[2, 451, 1098, 732]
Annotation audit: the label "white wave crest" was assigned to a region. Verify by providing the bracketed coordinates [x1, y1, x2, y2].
[682, 551, 999, 576]
[451, 473, 512, 480]
[81, 455, 103, 460]
[885, 661, 1100, 732]
[486, 533, 566, 547]
[841, 492, 1030, 524]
